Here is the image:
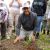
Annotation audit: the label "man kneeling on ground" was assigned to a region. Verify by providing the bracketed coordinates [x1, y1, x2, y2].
[14, 3, 37, 44]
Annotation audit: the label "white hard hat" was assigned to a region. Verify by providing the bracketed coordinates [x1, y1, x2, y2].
[22, 3, 30, 9]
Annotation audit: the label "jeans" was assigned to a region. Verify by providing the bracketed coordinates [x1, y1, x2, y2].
[34, 16, 43, 32]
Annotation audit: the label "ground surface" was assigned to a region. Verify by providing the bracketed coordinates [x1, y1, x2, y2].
[0, 39, 38, 50]
[0, 39, 27, 50]
[0, 33, 50, 50]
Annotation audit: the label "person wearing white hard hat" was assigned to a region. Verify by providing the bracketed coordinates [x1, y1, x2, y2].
[14, 3, 37, 44]
[20, 0, 33, 14]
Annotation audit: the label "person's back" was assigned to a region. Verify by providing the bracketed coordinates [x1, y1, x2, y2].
[31, 0, 47, 16]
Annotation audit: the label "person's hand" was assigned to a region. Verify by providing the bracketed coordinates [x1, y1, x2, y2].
[13, 39, 19, 45]
[13, 36, 20, 44]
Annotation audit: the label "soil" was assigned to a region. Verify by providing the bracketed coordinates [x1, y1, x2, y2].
[0, 39, 42, 50]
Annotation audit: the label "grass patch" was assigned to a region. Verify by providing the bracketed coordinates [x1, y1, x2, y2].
[36, 33, 50, 50]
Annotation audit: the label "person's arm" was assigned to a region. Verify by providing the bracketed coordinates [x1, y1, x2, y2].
[43, 0, 47, 15]
[17, 0, 22, 7]
[4, 9, 9, 22]
[9, 0, 14, 7]
[34, 13, 37, 27]
[3, 4, 9, 22]
[33, 13, 37, 32]
[16, 16, 21, 35]
[0, 2, 8, 22]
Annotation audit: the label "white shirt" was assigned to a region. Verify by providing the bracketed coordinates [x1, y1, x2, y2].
[48, 11, 50, 19]
[0, 1, 8, 22]
[12, 0, 19, 8]
[10, 0, 19, 11]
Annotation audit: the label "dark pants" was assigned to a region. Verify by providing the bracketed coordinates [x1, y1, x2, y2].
[0, 23, 6, 38]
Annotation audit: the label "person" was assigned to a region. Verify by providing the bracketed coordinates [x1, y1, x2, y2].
[14, 3, 37, 44]
[31, 0, 48, 38]
[42, 0, 50, 35]
[20, 0, 33, 14]
[8, 0, 22, 38]
[41, 18, 47, 34]
[46, 10, 50, 35]
[0, 0, 8, 40]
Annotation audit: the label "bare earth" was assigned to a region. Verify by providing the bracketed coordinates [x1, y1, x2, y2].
[0, 39, 40, 50]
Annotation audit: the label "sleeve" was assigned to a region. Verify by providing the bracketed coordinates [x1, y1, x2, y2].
[3, 4, 9, 22]
[33, 13, 37, 32]
[43, 0, 47, 15]
[4, 9, 9, 22]
[34, 13, 37, 27]
[16, 16, 22, 35]
[31, 1, 35, 12]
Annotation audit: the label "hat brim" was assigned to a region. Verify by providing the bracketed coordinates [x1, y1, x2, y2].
[22, 7, 29, 9]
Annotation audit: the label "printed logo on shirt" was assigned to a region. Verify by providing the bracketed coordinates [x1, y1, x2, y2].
[34, 2, 44, 6]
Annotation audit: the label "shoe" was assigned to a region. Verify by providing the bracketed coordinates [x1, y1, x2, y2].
[6, 36, 10, 40]
[35, 32, 39, 39]
[47, 30, 49, 35]
[1, 37, 6, 40]
[43, 29, 45, 34]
